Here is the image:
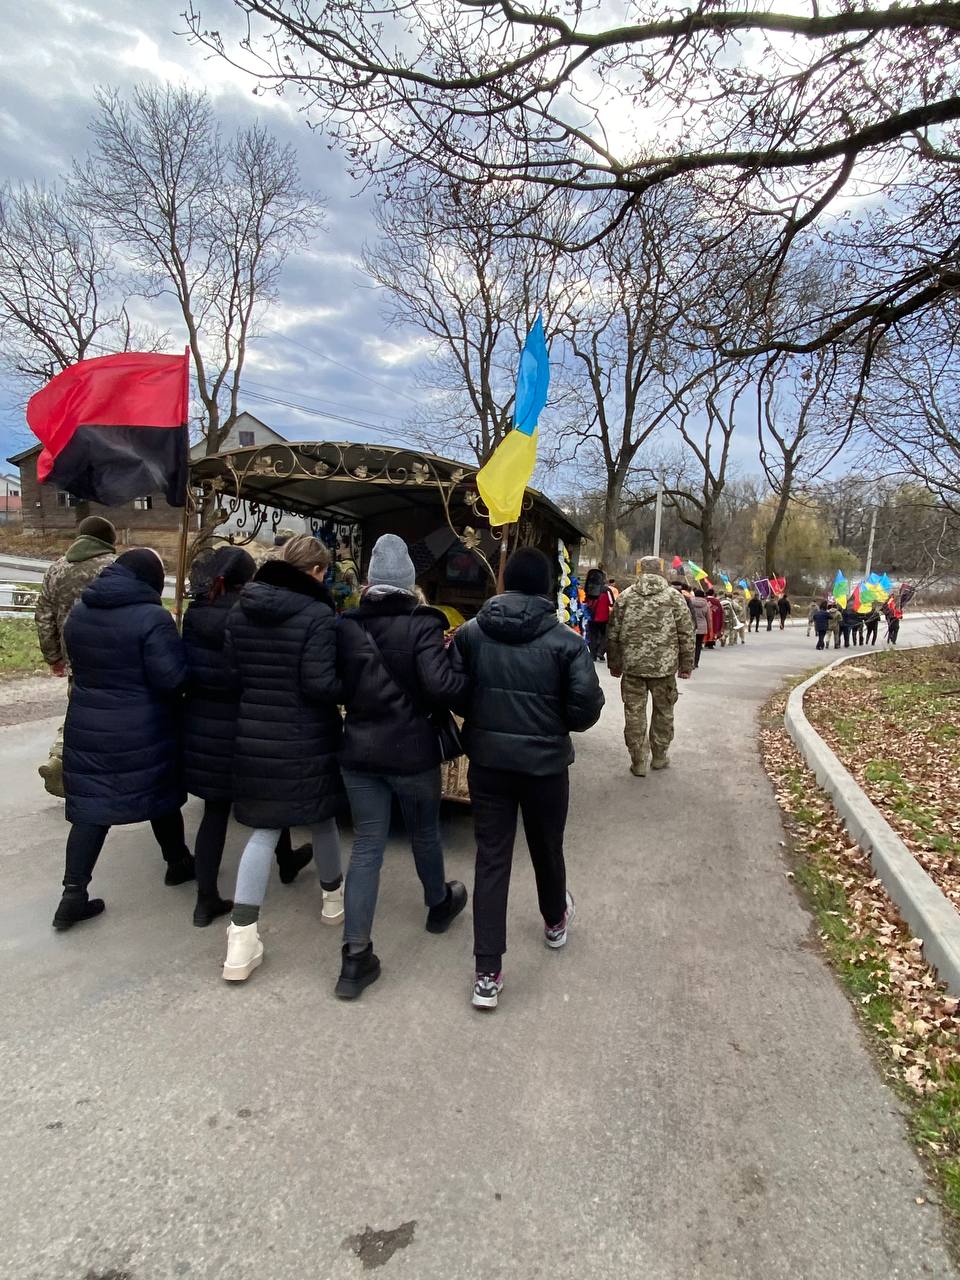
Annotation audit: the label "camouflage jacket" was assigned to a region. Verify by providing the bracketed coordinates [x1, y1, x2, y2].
[35, 536, 115, 666]
[607, 574, 696, 678]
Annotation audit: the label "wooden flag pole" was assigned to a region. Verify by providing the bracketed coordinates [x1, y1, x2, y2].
[173, 499, 191, 631]
[496, 522, 513, 593]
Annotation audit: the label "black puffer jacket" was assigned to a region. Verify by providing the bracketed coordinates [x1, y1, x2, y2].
[225, 559, 345, 828]
[63, 562, 186, 826]
[337, 590, 468, 775]
[182, 591, 242, 802]
[454, 592, 604, 775]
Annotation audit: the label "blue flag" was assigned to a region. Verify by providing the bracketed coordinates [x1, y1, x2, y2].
[512, 312, 550, 435]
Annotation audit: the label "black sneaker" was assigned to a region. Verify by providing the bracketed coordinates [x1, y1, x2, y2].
[193, 894, 233, 928]
[335, 943, 382, 1000]
[277, 843, 312, 885]
[52, 890, 105, 932]
[164, 854, 196, 886]
[425, 881, 467, 934]
[472, 972, 503, 1010]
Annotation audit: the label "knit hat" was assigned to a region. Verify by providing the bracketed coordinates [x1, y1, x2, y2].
[367, 534, 416, 591]
[638, 556, 665, 578]
[503, 546, 552, 596]
[77, 515, 116, 545]
[116, 547, 165, 595]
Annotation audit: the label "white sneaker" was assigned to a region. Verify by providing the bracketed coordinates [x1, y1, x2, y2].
[321, 883, 345, 925]
[222, 922, 263, 981]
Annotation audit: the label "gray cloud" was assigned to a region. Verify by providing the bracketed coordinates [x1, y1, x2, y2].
[0, 0, 432, 463]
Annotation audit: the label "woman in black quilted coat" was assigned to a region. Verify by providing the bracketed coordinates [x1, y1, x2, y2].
[220, 535, 346, 982]
[52, 548, 193, 932]
[183, 546, 314, 927]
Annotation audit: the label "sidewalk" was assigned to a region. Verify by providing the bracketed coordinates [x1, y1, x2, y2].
[0, 622, 955, 1279]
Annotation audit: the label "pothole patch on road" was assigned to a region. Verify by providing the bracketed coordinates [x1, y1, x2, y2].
[343, 1220, 417, 1269]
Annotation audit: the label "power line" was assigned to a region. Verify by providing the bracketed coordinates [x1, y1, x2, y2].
[242, 376, 404, 422]
[266, 330, 425, 407]
[239, 387, 425, 449]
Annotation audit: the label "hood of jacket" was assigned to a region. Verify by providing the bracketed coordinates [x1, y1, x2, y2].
[65, 535, 115, 565]
[477, 591, 558, 645]
[81, 561, 163, 610]
[347, 590, 448, 630]
[636, 573, 671, 599]
[238, 557, 333, 625]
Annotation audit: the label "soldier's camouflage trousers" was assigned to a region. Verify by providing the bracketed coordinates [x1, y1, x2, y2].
[621, 673, 678, 766]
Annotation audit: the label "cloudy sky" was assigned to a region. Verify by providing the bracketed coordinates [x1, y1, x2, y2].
[0, 0, 436, 467]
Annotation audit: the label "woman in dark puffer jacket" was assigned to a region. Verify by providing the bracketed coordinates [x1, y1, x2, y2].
[220, 535, 346, 982]
[334, 534, 469, 1000]
[53, 548, 193, 931]
[183, 547, 313, 928]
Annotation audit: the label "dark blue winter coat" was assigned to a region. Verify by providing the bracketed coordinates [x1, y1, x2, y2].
[225, 558, 346, 828]
[62, 562, 187, 826]
[182, 591, 242, 802]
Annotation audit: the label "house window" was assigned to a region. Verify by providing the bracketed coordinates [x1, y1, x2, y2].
[238, 430, 255, 447]
[57, 491, 80, 508]
[133, 496, 153, 511]
[8, 489, 18, 498]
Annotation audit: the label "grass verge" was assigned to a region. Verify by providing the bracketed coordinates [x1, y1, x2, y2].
[761, 684, 960, 1228]
[0, 618, 46, 680]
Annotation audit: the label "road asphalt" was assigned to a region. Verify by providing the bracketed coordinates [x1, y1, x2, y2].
[0, 618, 956, 1279]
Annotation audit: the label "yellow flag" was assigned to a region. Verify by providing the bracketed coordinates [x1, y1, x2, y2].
[476, 428, 538, 527]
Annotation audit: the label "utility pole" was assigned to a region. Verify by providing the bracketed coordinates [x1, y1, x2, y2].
[652, 469, 664, 559]
[864, 507, 878, 580]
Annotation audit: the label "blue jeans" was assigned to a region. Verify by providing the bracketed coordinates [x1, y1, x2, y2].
[341, 767, 448, 946]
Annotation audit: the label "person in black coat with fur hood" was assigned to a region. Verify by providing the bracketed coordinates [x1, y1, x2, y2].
[52, 548, 193, 932]
[219, 535, 346, 982]
[183, 546, 315, 928]
[333, 534, 469, 999]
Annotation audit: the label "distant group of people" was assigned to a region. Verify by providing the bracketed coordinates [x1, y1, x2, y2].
[37, 519, 605, 1011]
[808, 598, 902, 650]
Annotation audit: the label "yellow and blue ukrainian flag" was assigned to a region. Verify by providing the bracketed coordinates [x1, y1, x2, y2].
[476, 313, 550, 526]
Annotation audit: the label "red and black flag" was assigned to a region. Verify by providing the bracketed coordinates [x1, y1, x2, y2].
[27, 351, 190, 507]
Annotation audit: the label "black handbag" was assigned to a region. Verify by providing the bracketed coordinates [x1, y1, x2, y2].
[362, 626, 465, 763]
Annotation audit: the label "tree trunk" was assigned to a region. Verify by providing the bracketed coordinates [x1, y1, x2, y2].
[602, 475, 624, 571]
[700, 502, 717, 574]
[764, 477, 793, 577]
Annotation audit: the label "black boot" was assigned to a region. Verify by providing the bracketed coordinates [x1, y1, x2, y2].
[335, 943, 381, 1000]
[426, 881, 468, 934]
[193, 892, 233, 928]
[52, 888, 105, 932]
[164, 852, 196, 886]
[277, 843, 312, 885]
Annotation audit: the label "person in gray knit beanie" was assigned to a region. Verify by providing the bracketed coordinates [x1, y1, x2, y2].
[367, 534, 416, 592]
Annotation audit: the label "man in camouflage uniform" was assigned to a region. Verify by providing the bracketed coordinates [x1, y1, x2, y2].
[607, 555, 695, 776]
[35, 516, 116, 796]
[731, 593, 747, 643]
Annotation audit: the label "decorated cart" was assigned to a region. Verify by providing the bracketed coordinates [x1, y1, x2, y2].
[190, 439, 585, 799]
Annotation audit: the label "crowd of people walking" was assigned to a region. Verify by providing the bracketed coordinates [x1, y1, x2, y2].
[38, 522, 604, 1011]
[36, 520, 908, 1010]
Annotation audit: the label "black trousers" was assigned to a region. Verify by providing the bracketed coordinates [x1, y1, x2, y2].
[694, 634, 704, 667]
[866, 620, 879, 645]
[588, 621, 608, 660]
[749, 617, 761, 632]
[64, 810, 186, 890]
[469, 762, 569, 973]
[815, 631, 826, 650]
[193, 798, 295, 898]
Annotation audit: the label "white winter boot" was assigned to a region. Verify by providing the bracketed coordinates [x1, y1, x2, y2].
[222, 922, 263, 981]
[321, 883, 345, 925]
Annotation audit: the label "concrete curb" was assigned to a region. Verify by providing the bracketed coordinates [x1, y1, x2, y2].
[784, 649, 960, 996]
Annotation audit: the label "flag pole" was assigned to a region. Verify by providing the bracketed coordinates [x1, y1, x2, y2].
[174, 345, 192, 630]
[497, 523, 512, 594]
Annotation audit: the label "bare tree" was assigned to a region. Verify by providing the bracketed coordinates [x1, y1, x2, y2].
[77, 84, 322, 459]
[186, 0, 960, 356]
[559, 194, 708, 567]
[629, 365, 751, 571]
[0, 181, 145, 388]
[363, 178, 570, 463]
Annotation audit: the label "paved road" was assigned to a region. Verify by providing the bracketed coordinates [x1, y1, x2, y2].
[0, 621, 956, 1279]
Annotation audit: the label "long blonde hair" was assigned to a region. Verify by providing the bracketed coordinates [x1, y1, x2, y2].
[277, 534, 330, 575]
